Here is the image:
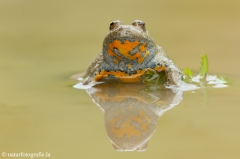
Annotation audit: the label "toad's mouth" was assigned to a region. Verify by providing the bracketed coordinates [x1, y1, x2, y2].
[107, 39, 149, 65]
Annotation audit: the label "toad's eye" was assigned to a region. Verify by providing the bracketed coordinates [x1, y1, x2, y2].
[132, 20, 146, 31]
[109, 20, 122, 31]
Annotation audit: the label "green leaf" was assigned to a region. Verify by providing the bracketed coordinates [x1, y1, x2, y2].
[184, 68, 193, 78]
[183, 68, 193, 83]
[200, 53, 208, 78]
[147, 73, 159, 82]
[217, 76, 227, 82]
[143, 69, 167, 87]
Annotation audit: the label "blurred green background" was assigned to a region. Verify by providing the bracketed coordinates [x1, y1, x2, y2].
[0, 0, 240, 159]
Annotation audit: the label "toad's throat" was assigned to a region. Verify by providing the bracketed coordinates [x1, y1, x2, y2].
[108, 39, 149, 64]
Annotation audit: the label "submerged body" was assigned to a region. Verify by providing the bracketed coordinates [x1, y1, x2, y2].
[82, 20, 182, 86]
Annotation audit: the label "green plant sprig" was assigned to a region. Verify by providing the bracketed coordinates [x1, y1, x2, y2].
[199, 53, 208, 78]
[143, 69, 167, 89]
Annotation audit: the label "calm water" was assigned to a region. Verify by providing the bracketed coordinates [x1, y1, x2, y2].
[0, 0, 240, 159]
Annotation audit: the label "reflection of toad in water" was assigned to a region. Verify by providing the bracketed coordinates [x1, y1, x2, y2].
[86, 84, 183, 151]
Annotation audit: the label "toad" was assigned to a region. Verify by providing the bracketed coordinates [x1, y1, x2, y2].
[81, 20, 182, 86]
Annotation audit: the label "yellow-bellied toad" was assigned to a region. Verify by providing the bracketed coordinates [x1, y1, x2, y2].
[82, 20, 182, 86]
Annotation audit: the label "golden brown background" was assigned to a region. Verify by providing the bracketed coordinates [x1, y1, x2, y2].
[0, 0, 240, 159]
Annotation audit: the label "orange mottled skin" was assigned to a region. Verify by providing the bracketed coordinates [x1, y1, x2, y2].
[82, 20, 183, 86]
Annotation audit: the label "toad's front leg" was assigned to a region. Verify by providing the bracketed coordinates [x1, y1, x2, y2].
[152, 47, 183, 86]
[162, 57, 183, 86]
